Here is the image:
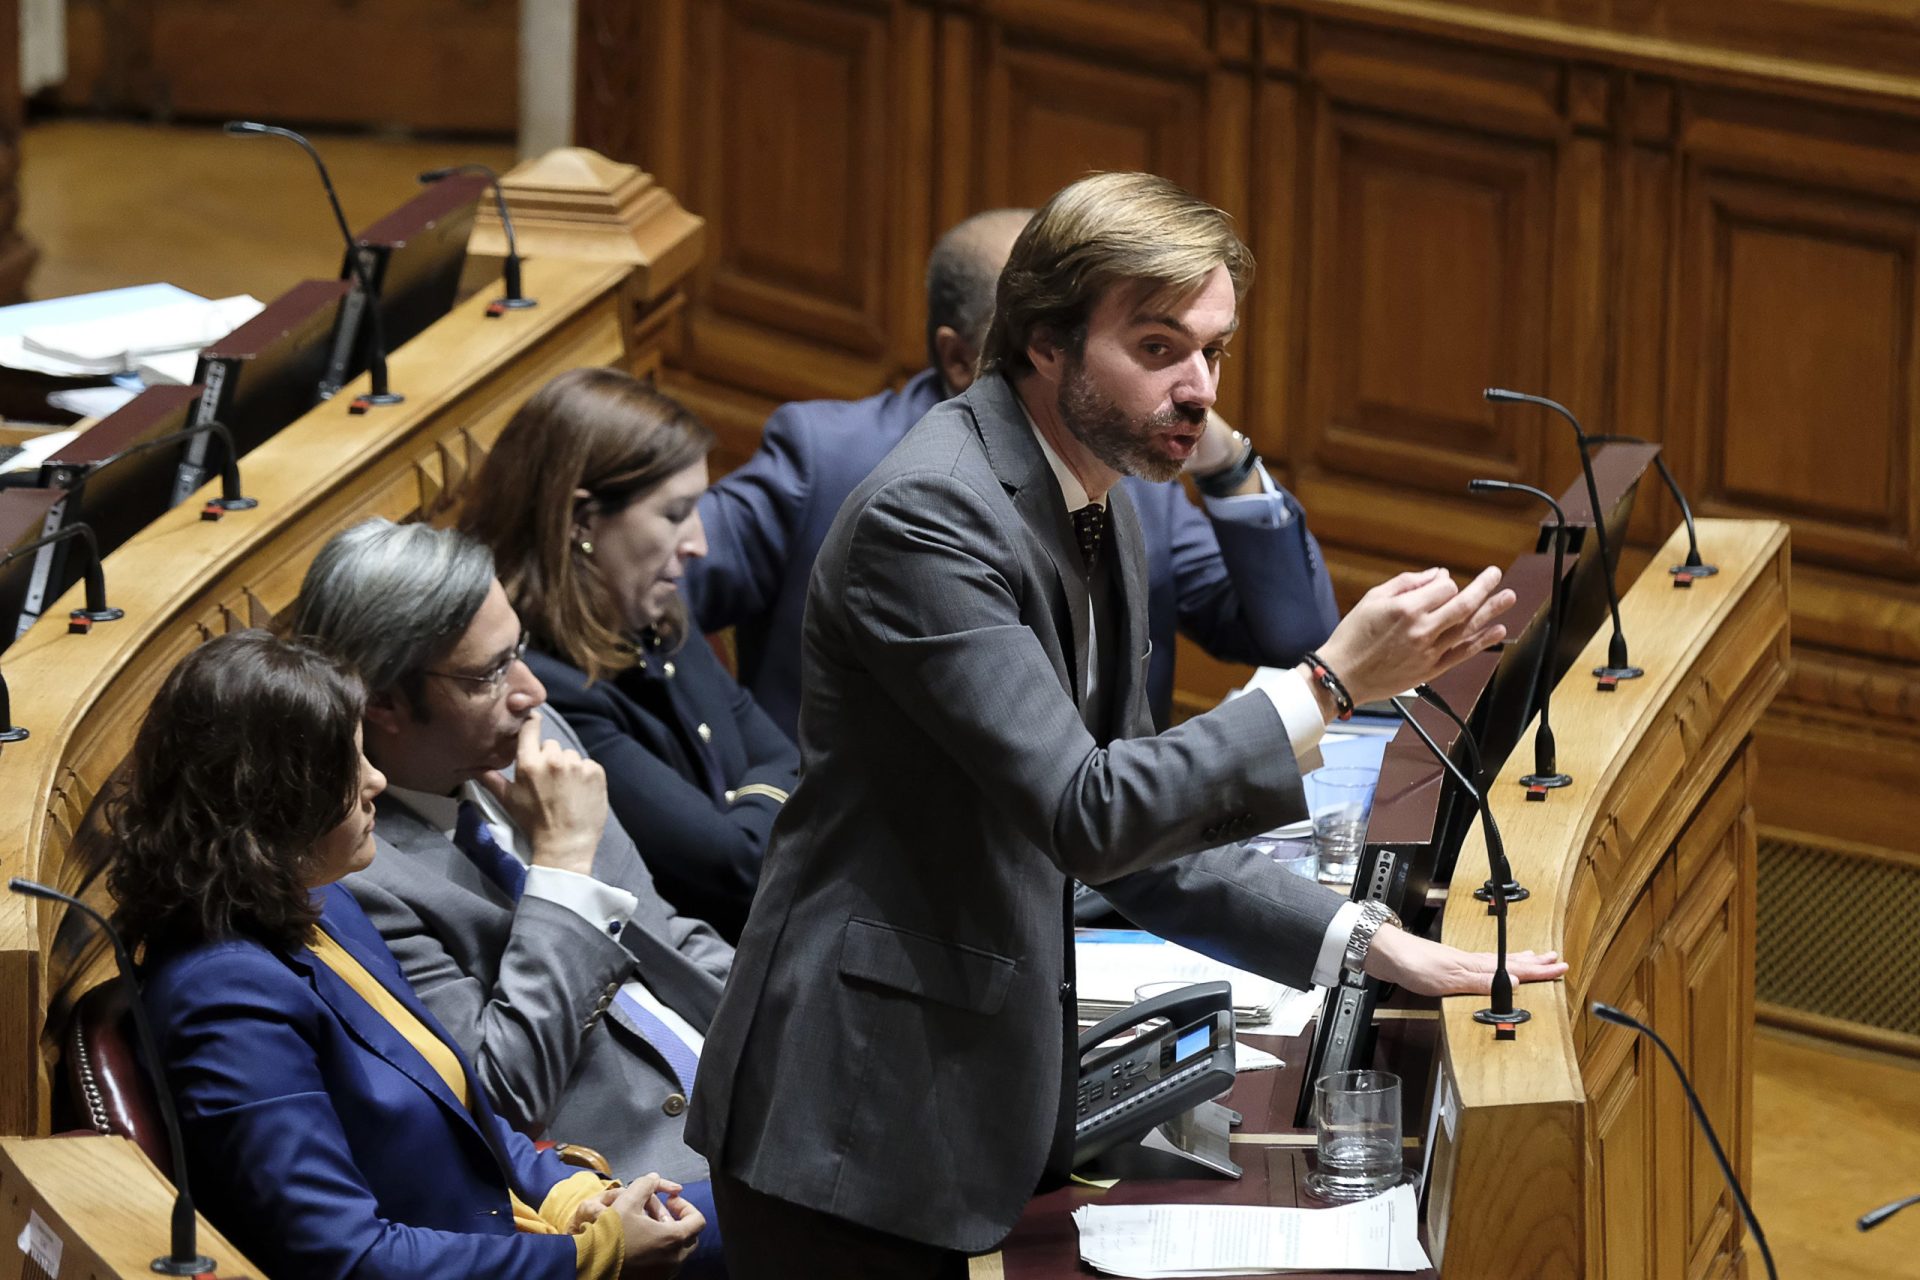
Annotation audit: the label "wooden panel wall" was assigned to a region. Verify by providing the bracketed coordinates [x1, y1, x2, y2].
[579, 0, 1920, 988]
[60, 0, 517, 132]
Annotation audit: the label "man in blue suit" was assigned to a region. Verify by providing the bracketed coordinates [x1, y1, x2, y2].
[684, 208, 1340, 742]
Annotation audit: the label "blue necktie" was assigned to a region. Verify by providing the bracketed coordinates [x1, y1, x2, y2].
[452, 799, 698, 1093]
[454, 800, 527, 900]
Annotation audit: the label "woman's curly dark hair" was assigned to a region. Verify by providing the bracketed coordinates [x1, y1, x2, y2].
[108, 629, 366, 954]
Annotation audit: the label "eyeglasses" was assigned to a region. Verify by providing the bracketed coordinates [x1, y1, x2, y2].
[425, 631, 530, 697]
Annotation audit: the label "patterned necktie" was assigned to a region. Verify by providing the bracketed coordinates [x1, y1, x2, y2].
[1071, 502, 1105, 572]
[453, 800, 527, 900]
[453, 800, 699, 1093]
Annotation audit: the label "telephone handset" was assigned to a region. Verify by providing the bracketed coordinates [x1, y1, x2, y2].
[1072, 979, 1236, 1168]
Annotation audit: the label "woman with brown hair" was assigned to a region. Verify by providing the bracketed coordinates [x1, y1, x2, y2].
[118, 628, 705, 1280]
[461, 369, 798, 942]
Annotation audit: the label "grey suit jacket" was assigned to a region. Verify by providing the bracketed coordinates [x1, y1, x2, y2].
[344, 709, 734, 1184]
[686, 372, 1349, 1251]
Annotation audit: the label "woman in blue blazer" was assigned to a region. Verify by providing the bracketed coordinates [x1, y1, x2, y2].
[111, 630, 704, 1280]
[462, 370, 799, 943]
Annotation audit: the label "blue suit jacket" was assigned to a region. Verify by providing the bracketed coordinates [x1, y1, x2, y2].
[685, 368, 1339, 739]
[143, 885, 581, 1280]
[529, 624, 799, 943]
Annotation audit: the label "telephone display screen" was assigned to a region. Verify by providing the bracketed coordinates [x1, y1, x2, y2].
[1175, 1023, 1211, 1063]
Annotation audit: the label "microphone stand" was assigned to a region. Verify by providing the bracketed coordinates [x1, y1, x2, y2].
[1406, 683, 1528, 904]
[0, 522, 124, 634]
[418, 163, 537, 314]
[1592, 1002, 1778, 1279]
[1420, 687, 1536, 905]
[1583, 432, 1717, 585]
[1484, 388, 1642, 687]
[1861, 1192, 1920, 1231]
[1389, 696, 1527, 1035]
[8, 878, 217, 1276]
[41, 421, 258, 521]
[1468, 478, 1573, 794]
[224, 121, 404, 412]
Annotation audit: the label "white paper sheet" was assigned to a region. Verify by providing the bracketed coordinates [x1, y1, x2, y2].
[1075, 931, 1321, 1032]
[20, 294, 262, 373]
[1072, 1184, 1430, 1277]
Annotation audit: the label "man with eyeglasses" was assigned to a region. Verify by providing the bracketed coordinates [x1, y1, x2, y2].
[289, 517, 735, 1278]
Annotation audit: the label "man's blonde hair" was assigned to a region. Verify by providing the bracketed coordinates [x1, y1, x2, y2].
[979, 172, 1253, 377]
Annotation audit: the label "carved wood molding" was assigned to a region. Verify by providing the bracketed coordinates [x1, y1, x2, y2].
[472, 148, 706, 305]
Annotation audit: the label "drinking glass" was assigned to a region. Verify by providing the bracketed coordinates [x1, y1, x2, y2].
[1306, 1069, 1404, 1202]
[1308, 768, 1375, 881]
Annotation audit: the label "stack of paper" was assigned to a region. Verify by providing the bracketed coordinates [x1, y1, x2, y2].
[18, 294, 262, 376]
[1075, 930, 1322, 1034]
[1071, 1184, 1430, 1276]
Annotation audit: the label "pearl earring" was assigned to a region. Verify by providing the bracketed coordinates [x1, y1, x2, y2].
[577, 538, 594, 556]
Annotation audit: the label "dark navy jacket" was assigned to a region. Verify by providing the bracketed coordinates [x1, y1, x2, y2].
[143, 885, 581, 1280]
[529, 627, 799, 943]
[685, 368, 1339, 740]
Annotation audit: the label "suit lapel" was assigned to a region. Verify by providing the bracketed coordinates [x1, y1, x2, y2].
[374, 794, 515, 909]
[297, 893, 490, 1149]
[965, 374, 1092, 709]
[1104, 482, 1152, 735]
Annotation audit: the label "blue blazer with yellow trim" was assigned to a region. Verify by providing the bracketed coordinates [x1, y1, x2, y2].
[142, 884, 581, 1280]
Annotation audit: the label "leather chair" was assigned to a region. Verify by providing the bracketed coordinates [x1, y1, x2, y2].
[61, 976, 611, 1176]
[62, 977, 171, 1168]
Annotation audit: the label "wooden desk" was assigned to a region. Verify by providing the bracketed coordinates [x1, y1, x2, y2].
[0, 1136, 261, 1278]
[975, 519, 1788, 1279]
[974, 1018, 1442, 1280]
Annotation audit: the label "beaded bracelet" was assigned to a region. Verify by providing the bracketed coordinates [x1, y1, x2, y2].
[1301, 650, 1355, 721]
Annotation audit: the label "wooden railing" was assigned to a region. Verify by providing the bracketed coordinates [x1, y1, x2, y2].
[0, 148, 702, 1136]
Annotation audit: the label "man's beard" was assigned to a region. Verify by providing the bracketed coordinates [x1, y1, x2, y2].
[1057, 355, 1203, 484]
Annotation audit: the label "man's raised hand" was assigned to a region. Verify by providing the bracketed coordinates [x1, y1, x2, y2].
[1315, 566, 1515, 709]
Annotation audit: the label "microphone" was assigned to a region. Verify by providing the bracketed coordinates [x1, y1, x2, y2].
[1389, 695, 1527, 1035]
[1583, 432, 1717, 586]
[1590, 1001, 1777, 1279]
[224, 121, 404, 413]
[8, 878, 217, 1276]
[1484, 389, 1642, 688]
[0, 522, 124, 634]
[1408, 682, 1528, 904]
[1861, 1192, 1920, 1231]
[1468, 479, 1572, 795]
[419, 164, 537, 315]
[41, 421, 258, 522]
[0, 667, 25, 743]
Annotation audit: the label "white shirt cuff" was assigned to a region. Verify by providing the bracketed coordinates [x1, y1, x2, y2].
[523, 866, 638, 939]
[1199, 461, 1294, 529]
[1311, 900, 1366, 987]
[1245, 666, 1328, 774]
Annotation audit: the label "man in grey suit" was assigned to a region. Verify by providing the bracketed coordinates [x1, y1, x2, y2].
[290, 518, 731, 1277]
[687, 172, 1568, 1277]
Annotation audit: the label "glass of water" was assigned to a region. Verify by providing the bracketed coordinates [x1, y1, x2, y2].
[1308, 767, 1375, 882]
[1306, 1069, 1404, 1202]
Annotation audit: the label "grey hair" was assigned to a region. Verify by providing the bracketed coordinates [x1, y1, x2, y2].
[925, 208, 1033, 383]
[289, 518, 495, 707]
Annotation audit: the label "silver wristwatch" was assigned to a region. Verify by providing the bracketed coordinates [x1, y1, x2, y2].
[1343, 899, 1403, 976]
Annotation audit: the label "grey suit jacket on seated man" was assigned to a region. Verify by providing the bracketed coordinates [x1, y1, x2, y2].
[346, 708, 733, 1185]
[687, 372, 1350, 1252]
[684, 367, 1339, 741]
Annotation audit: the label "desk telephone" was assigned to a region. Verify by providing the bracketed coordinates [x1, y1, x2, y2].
[1072, 980, 1236, 1168]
